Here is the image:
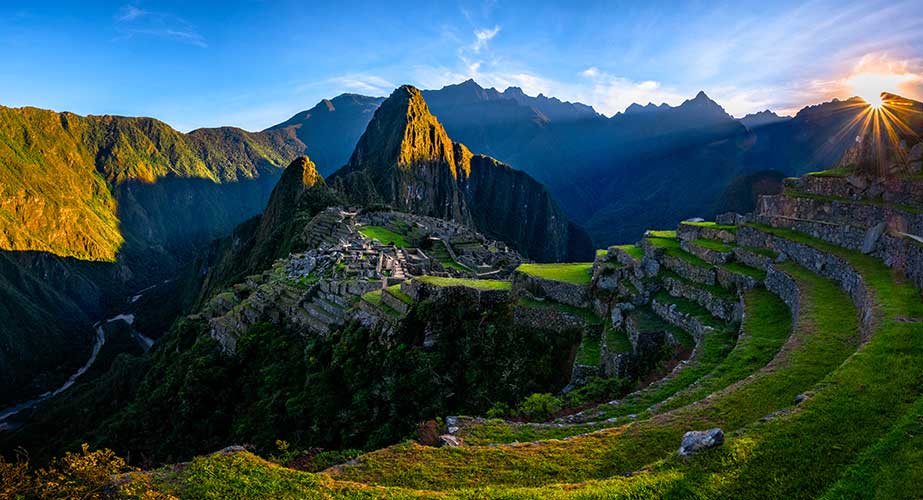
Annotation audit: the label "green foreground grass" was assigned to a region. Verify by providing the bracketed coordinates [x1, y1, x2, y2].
[516, 263, 593, 285]
[358, 225, 411, 247]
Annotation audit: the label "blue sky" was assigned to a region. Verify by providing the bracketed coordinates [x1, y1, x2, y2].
[1, 0, 921, 131]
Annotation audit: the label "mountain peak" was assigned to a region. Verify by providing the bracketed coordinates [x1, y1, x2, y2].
[345, 84, 457, 173]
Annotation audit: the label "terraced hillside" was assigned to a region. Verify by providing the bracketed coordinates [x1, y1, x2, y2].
[109, 160, 923, 499]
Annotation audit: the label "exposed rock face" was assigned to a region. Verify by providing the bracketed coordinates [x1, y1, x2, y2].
[330, 85, 592, 262]
[678, 428, 724, 456]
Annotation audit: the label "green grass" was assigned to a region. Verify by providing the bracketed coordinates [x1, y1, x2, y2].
[646, 229, 677, 239]
[655, 288, 791, 413]
[806, 165, 854, 177]
[740, 245, 778, 259]
[358, 225, 412, 247]
[385, 284, 413, 304]
[680, 221, 738, 233]
[720, 261, 767, 280]
[361, 289, 383, 305]
[516, 263, 593, 285]
[428, 239, 471, 271]
[647, 237, 713, 269]
[613, 244, 644, 261]
[691, 238, 734, 252]
[415, 275, 512, 290]
[575, 331, 602, 366]
[605, 324, 632, 353]
[596, 248, 608, 258]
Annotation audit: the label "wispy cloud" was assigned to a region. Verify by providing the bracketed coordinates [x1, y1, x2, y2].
[114, 5, 207, 48]
[471, 25, 500, 53]
[298, 73, 396, 96]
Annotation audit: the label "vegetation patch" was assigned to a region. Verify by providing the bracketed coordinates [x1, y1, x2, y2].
[358, 225, 411, 247]
[517, 262, 594, 285]
[415, 275, 512, 290]
[385, 284, 413, 304]
[681, 221, 738, 232]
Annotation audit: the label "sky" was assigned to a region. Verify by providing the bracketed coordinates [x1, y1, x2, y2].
[1, 0, 921, 132]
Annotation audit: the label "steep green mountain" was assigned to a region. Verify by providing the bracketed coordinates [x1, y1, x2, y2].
[193, 156, 344, 302]
[0, 106, 306, 406]
[329, 85, 592, 262]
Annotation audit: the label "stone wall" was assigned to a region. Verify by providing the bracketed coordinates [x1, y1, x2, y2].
[512, 271, 590, 308]
[403, 279, 512, 307]
[650, 297, 714, 342]
[662, 275, 743, 322]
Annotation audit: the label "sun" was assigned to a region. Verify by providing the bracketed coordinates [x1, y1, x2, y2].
[846, 72, 907, 108]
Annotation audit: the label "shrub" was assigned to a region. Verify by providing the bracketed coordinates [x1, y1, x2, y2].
[486, 401, 516, 419]
[518, 393, 562, 421]
[563, 376, 631, 407]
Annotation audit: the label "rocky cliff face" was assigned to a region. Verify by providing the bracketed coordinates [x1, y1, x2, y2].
[330, 85, 592, 262]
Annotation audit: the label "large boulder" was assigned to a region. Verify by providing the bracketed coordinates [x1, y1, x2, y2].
[678, 428, 724, 456]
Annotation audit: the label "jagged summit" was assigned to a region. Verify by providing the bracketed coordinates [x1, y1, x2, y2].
[346, 85, 458, 174]
[739, 109, 790, 129]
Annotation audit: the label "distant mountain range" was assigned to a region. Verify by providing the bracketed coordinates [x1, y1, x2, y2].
[269, 80, 870, 244]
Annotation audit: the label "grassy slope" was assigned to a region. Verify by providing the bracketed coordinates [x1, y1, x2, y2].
[358, 226, 412, 248]
[0, 105, 301, 261]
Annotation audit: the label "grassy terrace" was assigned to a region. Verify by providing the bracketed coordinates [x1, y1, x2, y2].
[740, 245, 779, 259]
[428, 239, 471, 272]
[360, 289, 383, 305]
[516, 262, 593, 285]
[613, 244, 644, 261]
[680, 221, 738, 232]
[806, 165, 854, 177]
[646, 229, 677, 239]
[655, 288, 790, 413]
[646, 236, 707, 268]
[385, 283, 413, 304]
[691, 238, 734, 252]
[415, 275, 511, 290]
[358, 225, 411, 247]
[720, 261, 767, 280]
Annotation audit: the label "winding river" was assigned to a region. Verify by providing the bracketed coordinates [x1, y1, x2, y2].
[0, 286, 158, 431]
